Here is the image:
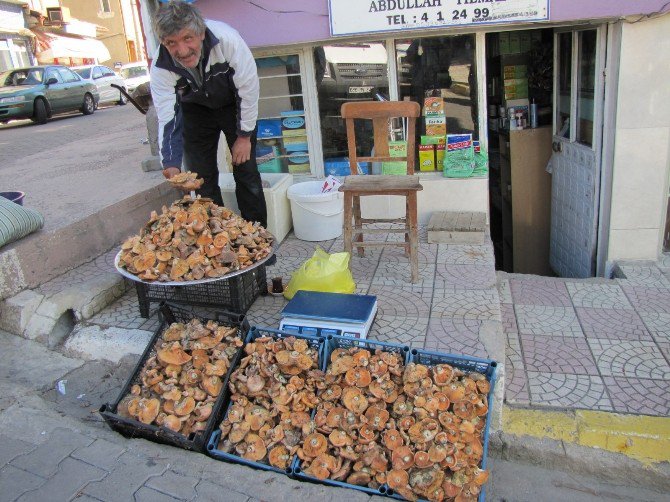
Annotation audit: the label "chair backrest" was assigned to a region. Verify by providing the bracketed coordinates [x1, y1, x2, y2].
[341, 101, 420, 175]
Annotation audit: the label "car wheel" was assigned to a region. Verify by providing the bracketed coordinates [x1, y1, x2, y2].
[82, 93, 95, 115]
[31, 98, 48, 125]
[118, 88, 128, 105]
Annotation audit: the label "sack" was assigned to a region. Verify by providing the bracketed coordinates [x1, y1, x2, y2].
[283, 247, 355, 300]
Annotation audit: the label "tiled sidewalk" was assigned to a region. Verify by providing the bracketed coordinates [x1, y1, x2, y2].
[87, 233, 670, 418]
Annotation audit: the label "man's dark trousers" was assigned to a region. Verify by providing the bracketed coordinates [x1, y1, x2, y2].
[182, 102, 267, 228]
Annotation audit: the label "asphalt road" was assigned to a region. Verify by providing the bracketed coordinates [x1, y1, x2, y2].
[0, 103, 165, 231]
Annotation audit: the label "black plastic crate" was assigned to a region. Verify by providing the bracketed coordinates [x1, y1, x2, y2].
[291, 335, 410, 496]
[134, 265, 267, 318]
[206, 327, 326, 474]
[99, 302, 249, 452]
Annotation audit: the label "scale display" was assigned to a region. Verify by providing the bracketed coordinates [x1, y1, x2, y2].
[279, 291, 377, 340]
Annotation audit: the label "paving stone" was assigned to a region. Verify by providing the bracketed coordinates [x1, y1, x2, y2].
[505, 331, 530, 404]
[638, 311, 670, 343]
[10, 428, 93, 478]
[16, 457, 106, 502]
[520, 335, 598, 376]
[368, 315, 427, 348]
[245, 293, 286, 329]
[0, 465, 45, 501]
[424, 317, 489, 359]
[587, 339, 670, 379]
[368, 285, 432, 318]
[348, 253, 382, 284]
[373, 261, 435, 287]
[275, 238, 331, 260]
[500, 303, 518, 333]
[514, 305, 583, 337]
[431, 289, 501, 321]
[82, 452, 167, 501]
[566, 282, 633, 309]
[615, 264, 670, 287]
[621, 286, 670, 314]
[497, 277, 513, 304]
[657, 341, 670, 362]
[89, 290, 160, 331]
[603, 376, 670, 416]
[145, 470, 198, 500]
[134, 486, 180, 502]
[437, 244, 494, 265]
[575, 307, 653, 341]
[263, 256, 304, 288]
[0, 434, 35, 468]
[434, 263, 496, 290]
[510, 278, 572, 306]
[71, 438, 127, 471]
[193, 480, 249, 502]
[381, 242, 438, 263]
[527, 371, 613, 411]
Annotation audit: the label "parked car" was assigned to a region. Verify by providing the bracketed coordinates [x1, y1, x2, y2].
[0, 65, 99, 125]
[72, 64, 127, 107]
[119, 62, 150, 94]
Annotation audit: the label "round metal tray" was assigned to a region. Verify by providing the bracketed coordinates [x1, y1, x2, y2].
[114, 248, 274, 286]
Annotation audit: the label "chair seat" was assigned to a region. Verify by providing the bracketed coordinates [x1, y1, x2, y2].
[339, 174, 423, 193]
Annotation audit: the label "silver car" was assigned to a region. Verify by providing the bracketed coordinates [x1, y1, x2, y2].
[72, 65, 127, 107]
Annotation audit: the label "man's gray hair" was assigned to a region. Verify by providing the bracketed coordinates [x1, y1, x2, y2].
[154, 0, 206, 41]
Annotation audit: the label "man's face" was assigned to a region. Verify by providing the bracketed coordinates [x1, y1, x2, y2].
[162, 28, 205, 69]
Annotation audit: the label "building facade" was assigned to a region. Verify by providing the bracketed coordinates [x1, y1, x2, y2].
[139, 0, 670, 278]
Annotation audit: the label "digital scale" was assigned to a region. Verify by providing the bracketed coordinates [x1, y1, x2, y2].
[279, 290, 377, 340]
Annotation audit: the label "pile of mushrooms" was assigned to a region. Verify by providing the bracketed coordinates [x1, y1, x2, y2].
[217, 336, 323, 470]
[117, 318, 242, 437]
[300, 347, 405, 487]
[297, 349, 490, 502]
[118, 195, 273, 282]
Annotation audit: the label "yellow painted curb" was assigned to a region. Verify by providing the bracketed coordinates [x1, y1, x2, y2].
[503, 406, 670, 466]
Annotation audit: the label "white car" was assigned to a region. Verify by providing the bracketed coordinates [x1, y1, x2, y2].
[72, 64, 127, 107]
[119, 62, 150, 94]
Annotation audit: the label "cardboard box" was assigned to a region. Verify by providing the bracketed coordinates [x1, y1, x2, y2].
[436, 143, 445, 169]
[419, 144, 435, 171]
[421, 135, 446, 145]
[382, 141, 407, 175]
[282, 127, 306, 138]
[282, 135, 308, 152]
[423, 97, 445, 115]
[425, 115, 446, 136]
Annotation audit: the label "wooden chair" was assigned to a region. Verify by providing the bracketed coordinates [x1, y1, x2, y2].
[339, 101, 423, 283]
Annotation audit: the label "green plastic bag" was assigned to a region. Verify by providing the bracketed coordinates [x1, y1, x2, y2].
[283, 247, 356, 300]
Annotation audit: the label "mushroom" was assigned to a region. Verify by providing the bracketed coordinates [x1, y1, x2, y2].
[352, 349, 371, 367]
[229, 421, 251, 443]
[157, 342, 192, 366]
[329, 429, 352, 447]
[268, 445, 292, 470]
[346, 471, 371, 486]
[444, 382, 466, 402]
[409, 418, 440, 443]
[191, 349, 209, 369]
[307, 453, 338, 480]
[414, 450, 432, 469]
[364, 406, 389, 430]
[403, 363, 429, 384]
[137, 398, 160, 424]
[247, 406, 271, 431]
[387, 469, 410, 491]
[201, 375, 223, 396]
[321, 385, 342, 402]
[193, 402, 213, 422]
[330, 355, 355, 375]
[345, 368, 372, 388]
[162, 414, 182, 432]
[242, 433, 267, 462]
[392, 446, 415, 470]
[302, 432, 328, 458]
[432, 364, 455, 385]
[174, 396, 196, 417]
[383, 429, 404, 450]
[162, 323, 185, 341]
[162, 387, 182, 402]
[429, 444, 448, 463]
[341, 387, 368, 414]
[325, 407, 346, 428]
[246, 374, 265, 393]
[442, 479, 462, 499]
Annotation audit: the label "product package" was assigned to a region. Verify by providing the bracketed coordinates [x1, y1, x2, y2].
[443, 134, 475, 178]
[382, 141, 408, 175]
[419, 144, 435, 171]
[471, 140, 489, 177]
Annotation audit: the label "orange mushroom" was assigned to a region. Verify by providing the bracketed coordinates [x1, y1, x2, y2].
[303, 432, 328, 458]
[432, 364, 455, 385]
[330, 355, 355, 375]
[326, 407, 346, 428]
[157, 342, 192, 366]
[352, 349, 371, 367]
[268, 445, 292, 470]
[229, 421, 251, 443]
[403, 363, 429, 383]
[308, 453, 338, 480]
[429, 444, 448, 463]
[387, 469, 410, 491]
[345, 367, 372, 388]
[346, 471, 372, 486]
[392, 445, 415, 470]
[321, 385, 342, 402]
[242, 433, 267, 462]
[408, 418, 440, 443]
[246, 374, 266, 393]
[201, 375, 223, 397]
[162, 414, 182, 432]
[137, 398, 160, 424]
[191, 349, 209, 369]
[364, 406, 390, 430]
[341, 387, 369, 414]
[414, 450, 432, 469]
[383, 429, 404, 450]
[329, 429, 352, 447]
[358, 424, 376, 444]
[173, 396, 196, 417]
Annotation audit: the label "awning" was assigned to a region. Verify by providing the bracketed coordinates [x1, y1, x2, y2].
[33, 30, 110, 63]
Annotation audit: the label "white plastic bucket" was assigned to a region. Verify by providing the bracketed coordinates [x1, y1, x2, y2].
[287, 181, 343, 241]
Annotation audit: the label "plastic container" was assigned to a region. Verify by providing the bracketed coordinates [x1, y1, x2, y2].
[287, 181, 343, 241]
[291, 334, 410, 496]
[99, 303, 249, 452]
[206, 327, 326, 474]
[0, 191, 25, 206]
[134, 264, 267, 318]
[385, 348, 498, 502]
[219, 172, 293, 243]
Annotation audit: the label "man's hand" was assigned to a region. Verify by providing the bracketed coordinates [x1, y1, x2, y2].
[162, 167, 181, 179]
[231, 136, 252, 166]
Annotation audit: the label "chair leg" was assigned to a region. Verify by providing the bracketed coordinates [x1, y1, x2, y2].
[353, 195, 364, 257]
[343, 192, 353, 259]
[404, 194, 410, 257]
[408, 192, 419, 283]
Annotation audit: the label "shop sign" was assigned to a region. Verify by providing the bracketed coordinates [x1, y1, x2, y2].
[329, 0, 549, 36]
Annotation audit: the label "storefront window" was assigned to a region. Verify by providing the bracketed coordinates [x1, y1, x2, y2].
[396, 34, 477, 170]
[0, 40, 11, 72]
[314, 42, 390, 166]
[576, 30, 596, 147]
[556, 32, 572, 138]
[255, 55, 310, 175]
